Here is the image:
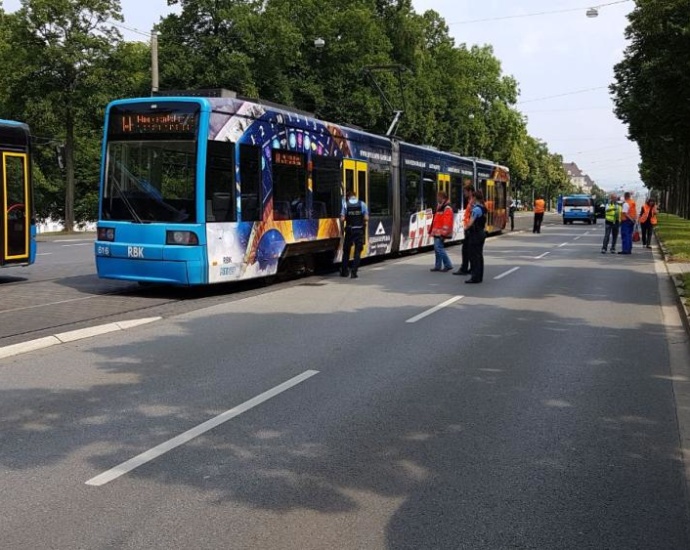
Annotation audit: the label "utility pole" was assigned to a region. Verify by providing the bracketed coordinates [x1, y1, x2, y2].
[151, 29, 159, 95]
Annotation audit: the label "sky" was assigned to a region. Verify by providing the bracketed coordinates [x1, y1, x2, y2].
[2, 0, 640, 191]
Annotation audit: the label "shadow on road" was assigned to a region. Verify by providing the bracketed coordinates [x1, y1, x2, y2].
[1, 293, 688, 548]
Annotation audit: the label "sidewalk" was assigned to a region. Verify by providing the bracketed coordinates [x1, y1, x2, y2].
[35, 231, 96, 243]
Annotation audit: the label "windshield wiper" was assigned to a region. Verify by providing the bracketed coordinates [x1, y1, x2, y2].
[115, 160, 188, 222]
[109, 174, 144, 224]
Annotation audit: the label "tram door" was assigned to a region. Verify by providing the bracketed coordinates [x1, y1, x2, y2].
[485, 179, 496, 232]
[343, 160, 369, 256]
[1, 152, 30, 263]
[437, 174, 450, 197]
[437, 174, 451, 236]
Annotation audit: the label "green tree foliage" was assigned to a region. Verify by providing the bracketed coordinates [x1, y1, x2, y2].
[0, 1, 150, 226]
[160, 0, 571, 201]
[0, 0, 573, 224]
[612, 0, 690, 219]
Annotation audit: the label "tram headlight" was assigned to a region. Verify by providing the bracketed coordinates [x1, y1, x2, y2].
[98, 227, 115, 242]
[166, 230, 199, 246]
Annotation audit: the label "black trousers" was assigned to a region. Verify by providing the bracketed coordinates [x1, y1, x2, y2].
[342, 228, 364, 273]
[641, 222, 654, 246]
[461, 238, 470, 272]
[509, 212, 515, 231]
[468, 232, 486, 282]
[533, 213, 544, 233]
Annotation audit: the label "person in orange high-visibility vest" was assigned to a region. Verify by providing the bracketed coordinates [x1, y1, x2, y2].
[453, 185, 474, 276]
[619, 191, 637, 254]
[429, 190, 454, 272]
[533, 196, 546, 234]
[639, 198, 658, 249]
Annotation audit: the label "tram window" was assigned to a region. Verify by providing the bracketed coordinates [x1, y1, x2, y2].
[272, 150, 307, 220]
[422, 172, 437, 210]
[451, 176, 464, 212]
[312, 156, 341, 218]
[240, 144, 262, 221]
[404, 170, 421, 214]
[345, 169, 355, 196]
[206, 141, 235, 223]
[369, 167, 391, 216]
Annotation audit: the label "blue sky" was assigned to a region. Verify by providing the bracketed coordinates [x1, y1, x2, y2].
[2, 0, 640, 191]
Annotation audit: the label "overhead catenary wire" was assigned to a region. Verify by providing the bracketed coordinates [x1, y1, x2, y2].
[518, 86, 609, 105]
[108, 20, 150, 38]
[522, 106, 613, 114]
[448, 0, 632, 25]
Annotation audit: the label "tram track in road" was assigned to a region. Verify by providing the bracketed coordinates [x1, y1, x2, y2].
[0, 268, 335, 348]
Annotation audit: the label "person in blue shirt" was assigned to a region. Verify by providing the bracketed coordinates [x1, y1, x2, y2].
[464, 189, 488, 284]
[340, 190, 369, 279]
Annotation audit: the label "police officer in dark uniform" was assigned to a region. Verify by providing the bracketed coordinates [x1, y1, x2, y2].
[453, 185, 475, 276]
[340, 190, 369, 279]
[465, 189, 487, 284]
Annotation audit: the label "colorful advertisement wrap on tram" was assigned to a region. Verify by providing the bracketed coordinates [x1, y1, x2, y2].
[97, 97, 397, 285]
[398, 144, 472, 252]
[204, 99, 394, 283]
[96, 96, 508, 286]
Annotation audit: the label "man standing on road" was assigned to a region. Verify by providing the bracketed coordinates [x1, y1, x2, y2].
[464, 189, 487, 284]
[619, 191, 637, 255]
[453, 185, 474, 276]
[602, 194, 622, 254]
[340, 190, 369, 279]
[509, 198, 516, 231]
[639, 197, 658, 249]
[533, 195, 546, 234]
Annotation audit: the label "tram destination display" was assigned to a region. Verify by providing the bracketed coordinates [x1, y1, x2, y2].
[108, 104, 199, 138]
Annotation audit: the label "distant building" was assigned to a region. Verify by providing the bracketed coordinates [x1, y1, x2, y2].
[563, 162, 595, 194]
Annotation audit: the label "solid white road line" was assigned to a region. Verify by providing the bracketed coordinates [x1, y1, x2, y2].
[0, 318, 161, 361]
[55, 318, 160, 344]
[36, 253, 53, 256]
[85, 370, 320, 487]
[557, 242, 568, 248]
[0, 336, 61, 360]
[494, 267, 520, 280]
[534, 252, 551, 260]
[61, 243, 92, 248]
[406, 296, 464, 324]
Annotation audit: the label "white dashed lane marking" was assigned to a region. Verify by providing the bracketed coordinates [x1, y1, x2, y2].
[494, 267, 521, 280]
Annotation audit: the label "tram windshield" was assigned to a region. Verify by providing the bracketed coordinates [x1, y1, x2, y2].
[102, 140, 197, 223]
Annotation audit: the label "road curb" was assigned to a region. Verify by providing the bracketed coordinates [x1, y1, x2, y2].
[0, 317, 162, 361]
[655, 232, 690, 337]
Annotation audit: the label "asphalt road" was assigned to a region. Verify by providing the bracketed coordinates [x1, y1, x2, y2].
[0, 214, 547, 346]
[2, 219, 689, 549]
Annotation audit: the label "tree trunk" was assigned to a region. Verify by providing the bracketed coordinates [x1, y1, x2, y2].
[64, 106, 75, 232]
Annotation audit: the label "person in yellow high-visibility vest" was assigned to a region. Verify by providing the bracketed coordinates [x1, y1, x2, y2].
[601, 194, 621, 254]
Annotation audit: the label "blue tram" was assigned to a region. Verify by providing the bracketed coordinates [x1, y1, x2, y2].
[95, 92, 508, 285]
[0, 120, 35, 268]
